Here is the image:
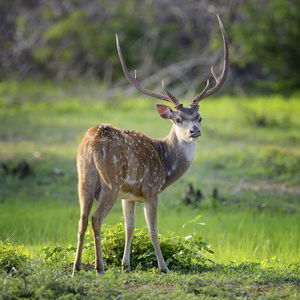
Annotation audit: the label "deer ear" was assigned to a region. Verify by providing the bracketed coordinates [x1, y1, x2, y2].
[156, 104, 173, 120]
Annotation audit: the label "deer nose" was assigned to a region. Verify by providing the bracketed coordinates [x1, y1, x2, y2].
[189, 126, 201, 137]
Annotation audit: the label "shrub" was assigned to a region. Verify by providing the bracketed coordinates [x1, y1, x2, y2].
[40, 245, 76, 267]
[41, 217, 213, 272]
[82, 216, 213, 271]
[98, 221, 213, 271]
[0, 239, 29, 273]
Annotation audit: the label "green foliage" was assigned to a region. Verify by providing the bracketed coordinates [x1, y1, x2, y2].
[40, 245, 76, 267]
[99, 220, 213, 271]
[232, 0, 300, 90]
[23, 0, 181, 80]
[2, 1, 300, 93]
[40, 219, 213, 272]
[0, 239, 29, 273]
[1, 1, 230, 86]
[0, 261, 299, 299]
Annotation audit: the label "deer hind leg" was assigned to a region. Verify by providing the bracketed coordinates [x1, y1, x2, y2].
[92, 185, 118, 274]
[72, 185, 94, 276]
[121, 200, 136, 272]
[144, 198, 169, 273]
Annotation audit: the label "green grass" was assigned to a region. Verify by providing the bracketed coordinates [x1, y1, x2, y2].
[1, 200, 298, 266]
[1, 264, 299, 299]
[0, 80, 299, 298]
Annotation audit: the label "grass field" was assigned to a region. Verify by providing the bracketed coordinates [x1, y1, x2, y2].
[0, 80, 299, 298]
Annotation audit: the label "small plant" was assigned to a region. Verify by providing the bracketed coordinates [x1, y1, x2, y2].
[0, 239, 29, 273]
[182, 215, 214, 263]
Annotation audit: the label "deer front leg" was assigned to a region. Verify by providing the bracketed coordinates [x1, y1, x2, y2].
[122, 199, 136, 272]
[92, 187, 118, 274]
[144, 198, 169, 273]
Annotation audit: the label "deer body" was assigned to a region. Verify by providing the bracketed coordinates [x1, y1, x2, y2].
[79, 122, 197, 198]
[73, 15, 228, 275]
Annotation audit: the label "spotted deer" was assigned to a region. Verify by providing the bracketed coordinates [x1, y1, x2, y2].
[72, 15, 229, 275]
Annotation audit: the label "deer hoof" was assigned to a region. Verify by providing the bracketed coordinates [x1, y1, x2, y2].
[160, 266, 170, 273]
[122, 264, 131, 272]
[96, 268, 105, 275]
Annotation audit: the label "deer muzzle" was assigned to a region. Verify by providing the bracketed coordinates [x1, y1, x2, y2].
[188, 125, 201, 139]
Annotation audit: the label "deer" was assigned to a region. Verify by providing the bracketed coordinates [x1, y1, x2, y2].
[72, 14, 229, 276]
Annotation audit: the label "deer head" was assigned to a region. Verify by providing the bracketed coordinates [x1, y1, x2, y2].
[116, 14, 228, 143]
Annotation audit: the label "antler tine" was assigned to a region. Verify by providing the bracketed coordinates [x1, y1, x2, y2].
[161, 81, 181, 107]
[116, 34, 181, 107]
[190, 14, 229, 106]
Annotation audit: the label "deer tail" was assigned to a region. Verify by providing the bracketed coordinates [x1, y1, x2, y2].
[92, 147, 112, 190]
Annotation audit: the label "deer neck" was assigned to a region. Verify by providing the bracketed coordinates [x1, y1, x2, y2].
[157, 125, 197, 191]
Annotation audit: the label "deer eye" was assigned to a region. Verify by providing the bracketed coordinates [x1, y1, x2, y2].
[198, 117, 202, 123]
[175, 117, 182, 124]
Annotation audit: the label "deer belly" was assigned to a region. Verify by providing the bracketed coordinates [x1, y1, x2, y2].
[118, 190, 145, 202]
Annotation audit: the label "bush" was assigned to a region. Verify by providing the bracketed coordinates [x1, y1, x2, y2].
[98, 221, 213, 271]
[0, 239, 29, 273]
[41, 217, 213, 272]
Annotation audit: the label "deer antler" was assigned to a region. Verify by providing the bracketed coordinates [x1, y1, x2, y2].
[116, 34, 181, 107]
[190, 14, 229, 107]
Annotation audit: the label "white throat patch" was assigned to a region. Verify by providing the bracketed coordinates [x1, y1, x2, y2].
[180, 139, 196, 163]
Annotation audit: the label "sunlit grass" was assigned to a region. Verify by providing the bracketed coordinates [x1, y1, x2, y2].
[2, 198, 298, 267]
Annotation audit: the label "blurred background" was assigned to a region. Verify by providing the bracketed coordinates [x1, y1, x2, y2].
[1, 0, 299, 95]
